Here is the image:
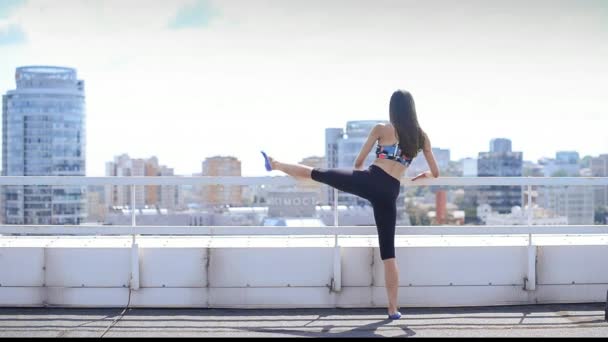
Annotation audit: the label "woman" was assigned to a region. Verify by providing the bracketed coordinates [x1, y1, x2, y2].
[261, 90, 439, 319]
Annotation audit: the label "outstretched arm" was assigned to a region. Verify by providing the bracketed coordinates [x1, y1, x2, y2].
[412, 132, 440, 181]
[354, 124, 381, 170]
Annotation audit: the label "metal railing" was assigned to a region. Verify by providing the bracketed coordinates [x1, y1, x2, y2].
[0, 176, 606, 237]
[1, 175, 607, 293]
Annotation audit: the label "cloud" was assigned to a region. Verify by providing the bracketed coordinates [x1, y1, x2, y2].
[168, 0, 217, 29]
[0, 24, 26, 45]
[0, 0, 25, 19]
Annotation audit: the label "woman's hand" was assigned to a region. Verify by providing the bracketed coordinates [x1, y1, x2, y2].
[411, 170, 433, 181]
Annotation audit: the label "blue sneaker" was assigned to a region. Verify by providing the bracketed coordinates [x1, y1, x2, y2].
[388, 311, 402, 320]
[260, 151, 272, 171]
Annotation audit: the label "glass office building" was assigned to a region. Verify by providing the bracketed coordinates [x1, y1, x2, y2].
[2, 66, 86, 224]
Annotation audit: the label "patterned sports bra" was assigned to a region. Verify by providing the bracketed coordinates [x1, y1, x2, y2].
[375, 142, 414, 166]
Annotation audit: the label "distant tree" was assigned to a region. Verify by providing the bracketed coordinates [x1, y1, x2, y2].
[595, 206, 608, 225]
[420, 211, 431, 226]
[453, 191, 465, 209]
[405, 200, 430, 226]
[580, 155, 592, 169]
[551, 169, 568, 177]
[414, 186, 429, 197]
[464, 206, 479, 224]
[444, 161, 463, 177]
[405, 200, 419, 225]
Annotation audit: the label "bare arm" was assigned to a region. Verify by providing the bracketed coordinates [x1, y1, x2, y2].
[412, 132, 440, 180]
[354, 124, 381, 170]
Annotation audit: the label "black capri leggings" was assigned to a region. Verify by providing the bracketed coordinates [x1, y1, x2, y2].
[311, 164, 401, 260]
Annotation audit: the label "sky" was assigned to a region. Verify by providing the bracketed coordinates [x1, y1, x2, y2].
[0, 0, 607, 176]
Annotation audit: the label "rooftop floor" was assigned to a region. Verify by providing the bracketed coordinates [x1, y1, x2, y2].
[1, 304, 606, 338]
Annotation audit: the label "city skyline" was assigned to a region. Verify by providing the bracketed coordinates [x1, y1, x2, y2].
[0, 0, 607, 176]
[100, 142, 603, 178]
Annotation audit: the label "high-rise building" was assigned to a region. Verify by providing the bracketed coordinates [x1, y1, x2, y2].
[556, 151, 580, 164]
[462, 158, 478, 177]
[325, 127, 344, 204]
[105, 154, 130, 208]
[105, 154, 181, 210]
[591, 154, 608, 208]
[325, 120, 387, 205]
[2, 66, 86, 225]
[158, 165, 181, 210]
[478, 152, 522, 178]
[296, 156, 326, 204]
[86, 185, 106, 223]
[433, 148, 451, 172]
[469, 139, 523, 215]
[540, 151, 580, 177]
[145, 157, 160, 205]
[142, 156, 181, 210]
[337, 121, 384, 170]
[536, 186, 594, 225]
[202, 156, 242, 206]
[407, 147, 450, 177]
[325, 128, 343, 168]
[106, 154, 144, 208]
[490, 138, 512, 153]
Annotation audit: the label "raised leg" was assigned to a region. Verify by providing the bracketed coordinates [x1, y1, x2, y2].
[267, 155, 313, 179]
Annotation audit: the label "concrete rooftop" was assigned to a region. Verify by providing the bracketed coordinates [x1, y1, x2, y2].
[1, 304, 607, 338]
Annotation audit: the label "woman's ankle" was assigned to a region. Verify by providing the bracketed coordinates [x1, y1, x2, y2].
[272, 161, 281, 171]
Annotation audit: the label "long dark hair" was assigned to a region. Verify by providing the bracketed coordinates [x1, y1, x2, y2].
[389, 90, 425, 159]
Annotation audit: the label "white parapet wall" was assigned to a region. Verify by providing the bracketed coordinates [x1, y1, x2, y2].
[1, 233, 608, 308]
